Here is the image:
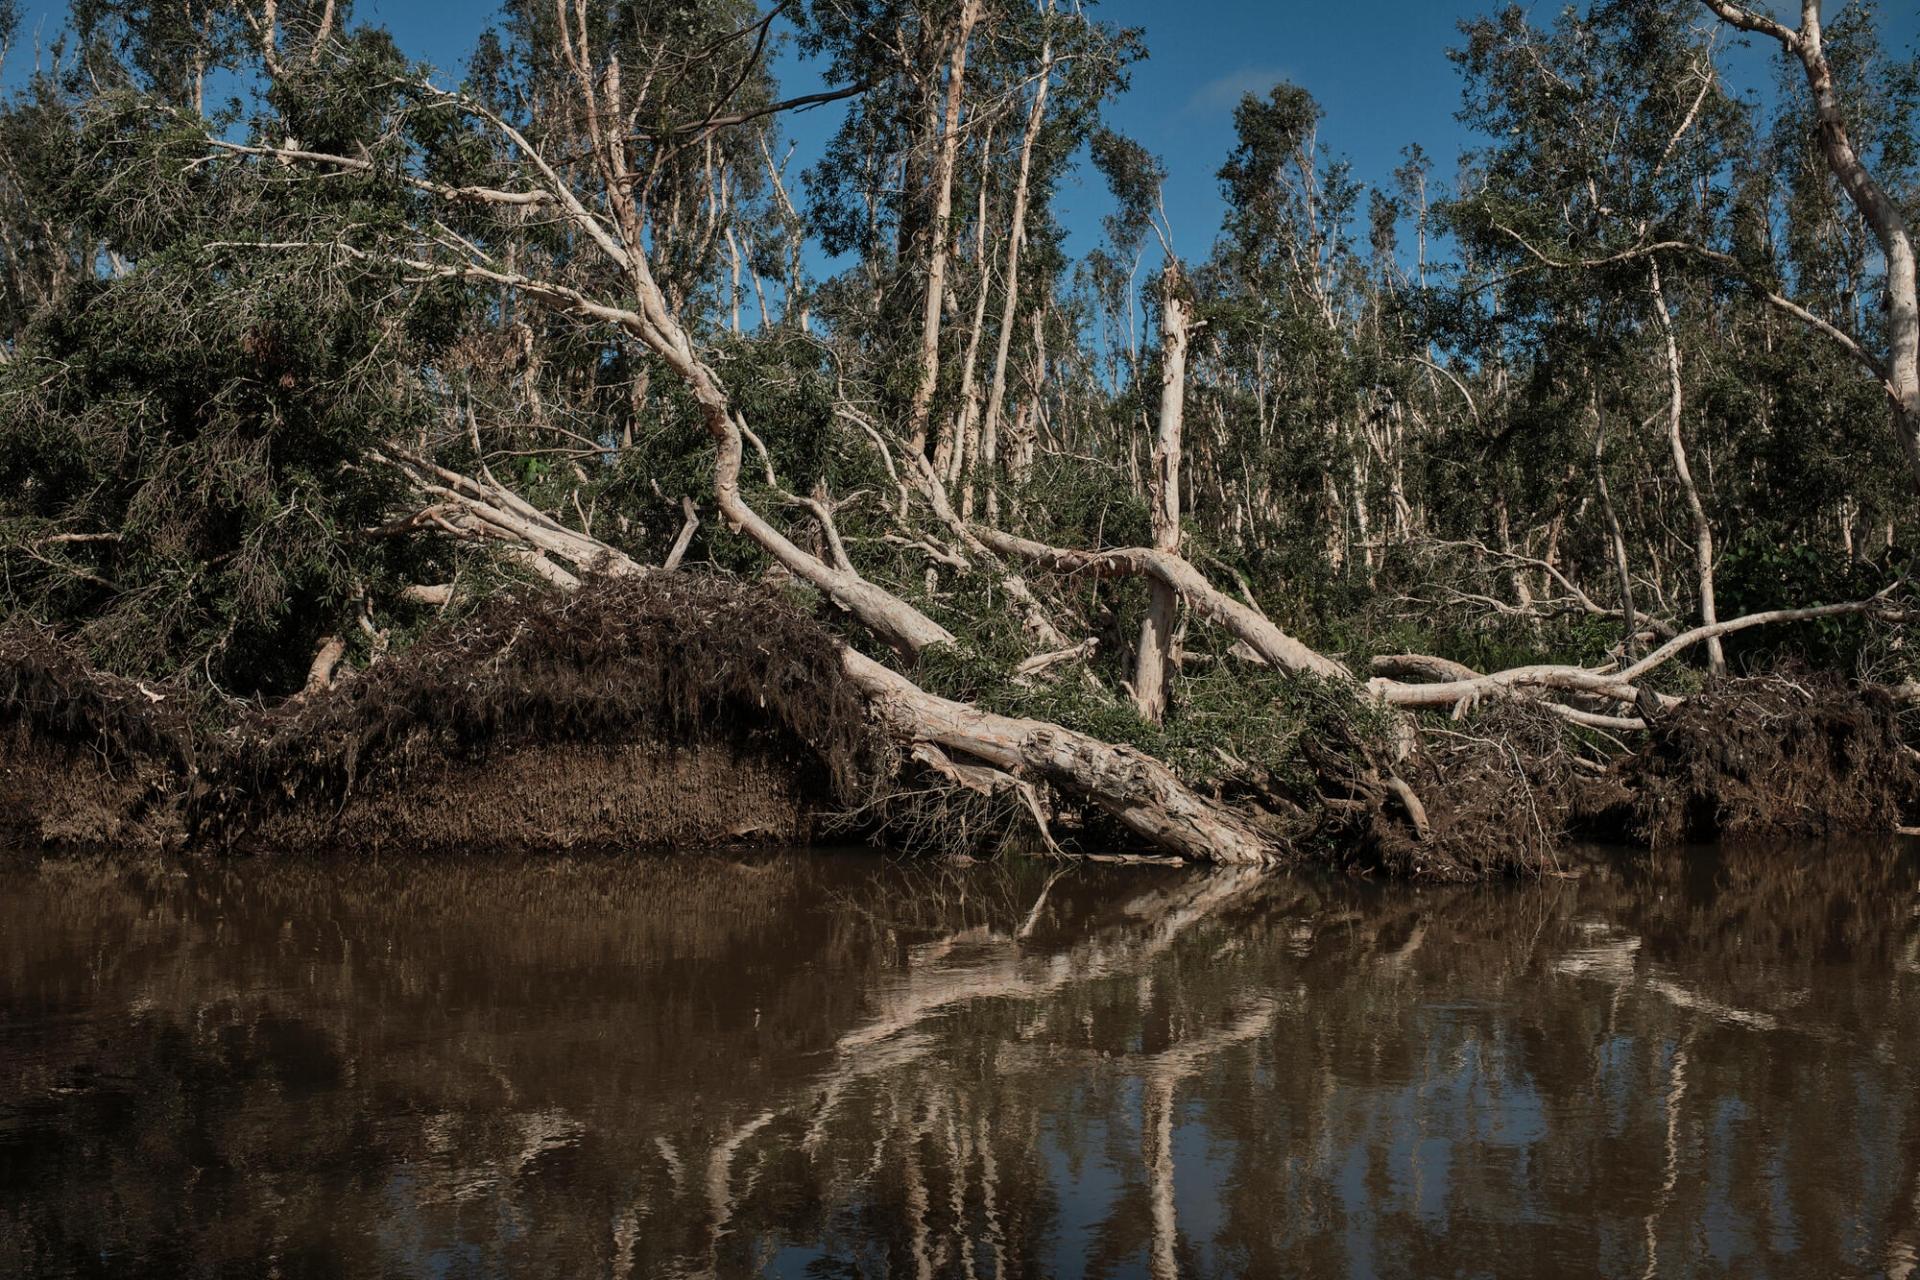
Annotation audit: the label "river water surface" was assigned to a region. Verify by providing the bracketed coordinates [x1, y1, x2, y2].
[2, 842, 1918, 1278]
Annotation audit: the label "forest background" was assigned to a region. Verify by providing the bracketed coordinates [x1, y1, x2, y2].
[2, 0, 1917, 871]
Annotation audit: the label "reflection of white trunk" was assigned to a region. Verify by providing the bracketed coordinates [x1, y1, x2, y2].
[802, 869, 1264, 1153]
[1145, 1078, 1179, 1280]
[1641, 1034, 1690, 1280]
[1138, 998, 1278, 1280]
[694, 1109, 774, 1280]
[978, 1113, 1008, 1279]
[946, 1109, 977, 1280]
[904, 1102, 936, 1280]
[836, 869, 1262, 1060]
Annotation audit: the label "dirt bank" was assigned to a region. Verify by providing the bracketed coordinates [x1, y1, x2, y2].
[1, 577, 872, 855]
[192, 575, 874, 853]
[0, 626, 193, 850]
[2, 585, 1915, 869]
[244, 741, 822, 854]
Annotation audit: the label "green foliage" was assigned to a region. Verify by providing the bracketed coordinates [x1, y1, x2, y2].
[1718, 530, 1915, 675]
[917, 632, 1396, 792]
[2, 0, 1915, 725]
[0, 8, 508, 698]
[0, 219, 448, 693]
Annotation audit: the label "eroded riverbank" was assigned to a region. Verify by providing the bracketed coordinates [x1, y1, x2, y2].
[3, 840, 1917, 1276]
[7, 581, 1916, 877]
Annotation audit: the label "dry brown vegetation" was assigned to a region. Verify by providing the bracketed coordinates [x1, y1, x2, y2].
[0, 624, 193, 849]
[1622, 674, 1918, 846]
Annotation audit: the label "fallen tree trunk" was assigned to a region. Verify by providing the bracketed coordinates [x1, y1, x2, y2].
[373, 452, 1294, 866]
[225, 99, 1915, 873]
[843, 649, 1283, 866]
[972, 527, 1356, 683]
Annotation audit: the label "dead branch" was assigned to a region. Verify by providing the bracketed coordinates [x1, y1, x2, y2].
[302, 635, 347, 695]
[663, 497, 700, 571]
[1014, 639, 1097, 682]
[973, 527, 1355, 684]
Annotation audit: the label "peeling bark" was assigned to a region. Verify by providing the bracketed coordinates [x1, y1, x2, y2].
[1649, 262, 1724, 675]
[1701, 0, 1920, 492]
[843, 649, 1283, 866]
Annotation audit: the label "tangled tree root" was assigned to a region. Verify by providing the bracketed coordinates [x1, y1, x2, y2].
[190, 575, 877, 852]
[0, 625, 196, 850]
[1297, 701, 1627, 882]
[1620, 674, 1917, 846]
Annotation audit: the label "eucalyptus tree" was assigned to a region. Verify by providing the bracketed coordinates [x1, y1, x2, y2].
[1189, 82, 1385, 585]
[1, 0, 1912, 868]
[1444, 0, 1776, 658]
[0, 9, 442, 690]
[1700, 0, 1920, 495]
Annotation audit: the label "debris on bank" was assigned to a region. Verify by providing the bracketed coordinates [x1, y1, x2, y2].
[1, 584, 1916, 870]
[192, 575, 876, 853]
[0, 625, 195, 850]
[1620, 674, 1916, 846]
[1355, 701, 1633, 881]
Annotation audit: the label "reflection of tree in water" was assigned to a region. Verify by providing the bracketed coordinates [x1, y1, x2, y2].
[1, 842, 1917, 1277]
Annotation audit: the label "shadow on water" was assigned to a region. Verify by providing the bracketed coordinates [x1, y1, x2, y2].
[2, 839, 1918, 1278]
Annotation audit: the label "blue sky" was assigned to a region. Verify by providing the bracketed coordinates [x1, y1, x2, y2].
[6, 0, 1916, 269]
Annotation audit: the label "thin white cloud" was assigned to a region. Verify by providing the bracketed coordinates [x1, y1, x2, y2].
[1184, 65, 1294, 115]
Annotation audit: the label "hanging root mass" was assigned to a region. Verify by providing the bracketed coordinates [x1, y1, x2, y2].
[1621, 674, 1918, 846]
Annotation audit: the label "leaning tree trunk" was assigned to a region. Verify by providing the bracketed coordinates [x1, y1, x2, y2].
[1591, 388, 1640, 656]
[1702, 0, 1920, 494]
[975, 38, 1053, 523]
[1649, 262, 1724, 676]
[843, 651, 1280, 865]
[938, 133, 996, 490]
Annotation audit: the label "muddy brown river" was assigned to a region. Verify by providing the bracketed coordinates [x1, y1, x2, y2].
[2, 842, 1917, 1278]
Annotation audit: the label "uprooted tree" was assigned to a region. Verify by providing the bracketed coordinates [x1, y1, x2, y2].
[1, 0, 1916, 873]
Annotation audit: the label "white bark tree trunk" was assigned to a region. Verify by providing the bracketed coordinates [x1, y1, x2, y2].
[1649, 262, 1724, 676]
[908, 0, 982, 457]
[1134, 273, 1191, 722]
[1702, 0, 1920, 491]
[976, 40, 1053, 519]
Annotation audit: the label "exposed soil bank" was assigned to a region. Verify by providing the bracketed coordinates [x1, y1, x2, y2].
[2, 577, 869, 856]
[246, 742, 821, 854]
[3, 583, 1915, 872]
[0, 734, 176, 849]
[0, 629, 193, 851]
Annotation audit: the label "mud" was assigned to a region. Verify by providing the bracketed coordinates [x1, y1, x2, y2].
[0, 625, 195, 850]
[0, 578, 871, 855]
[193, 575, 874, 852]
[0, 732, 177, 849]
[246, 741, 820, 854]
